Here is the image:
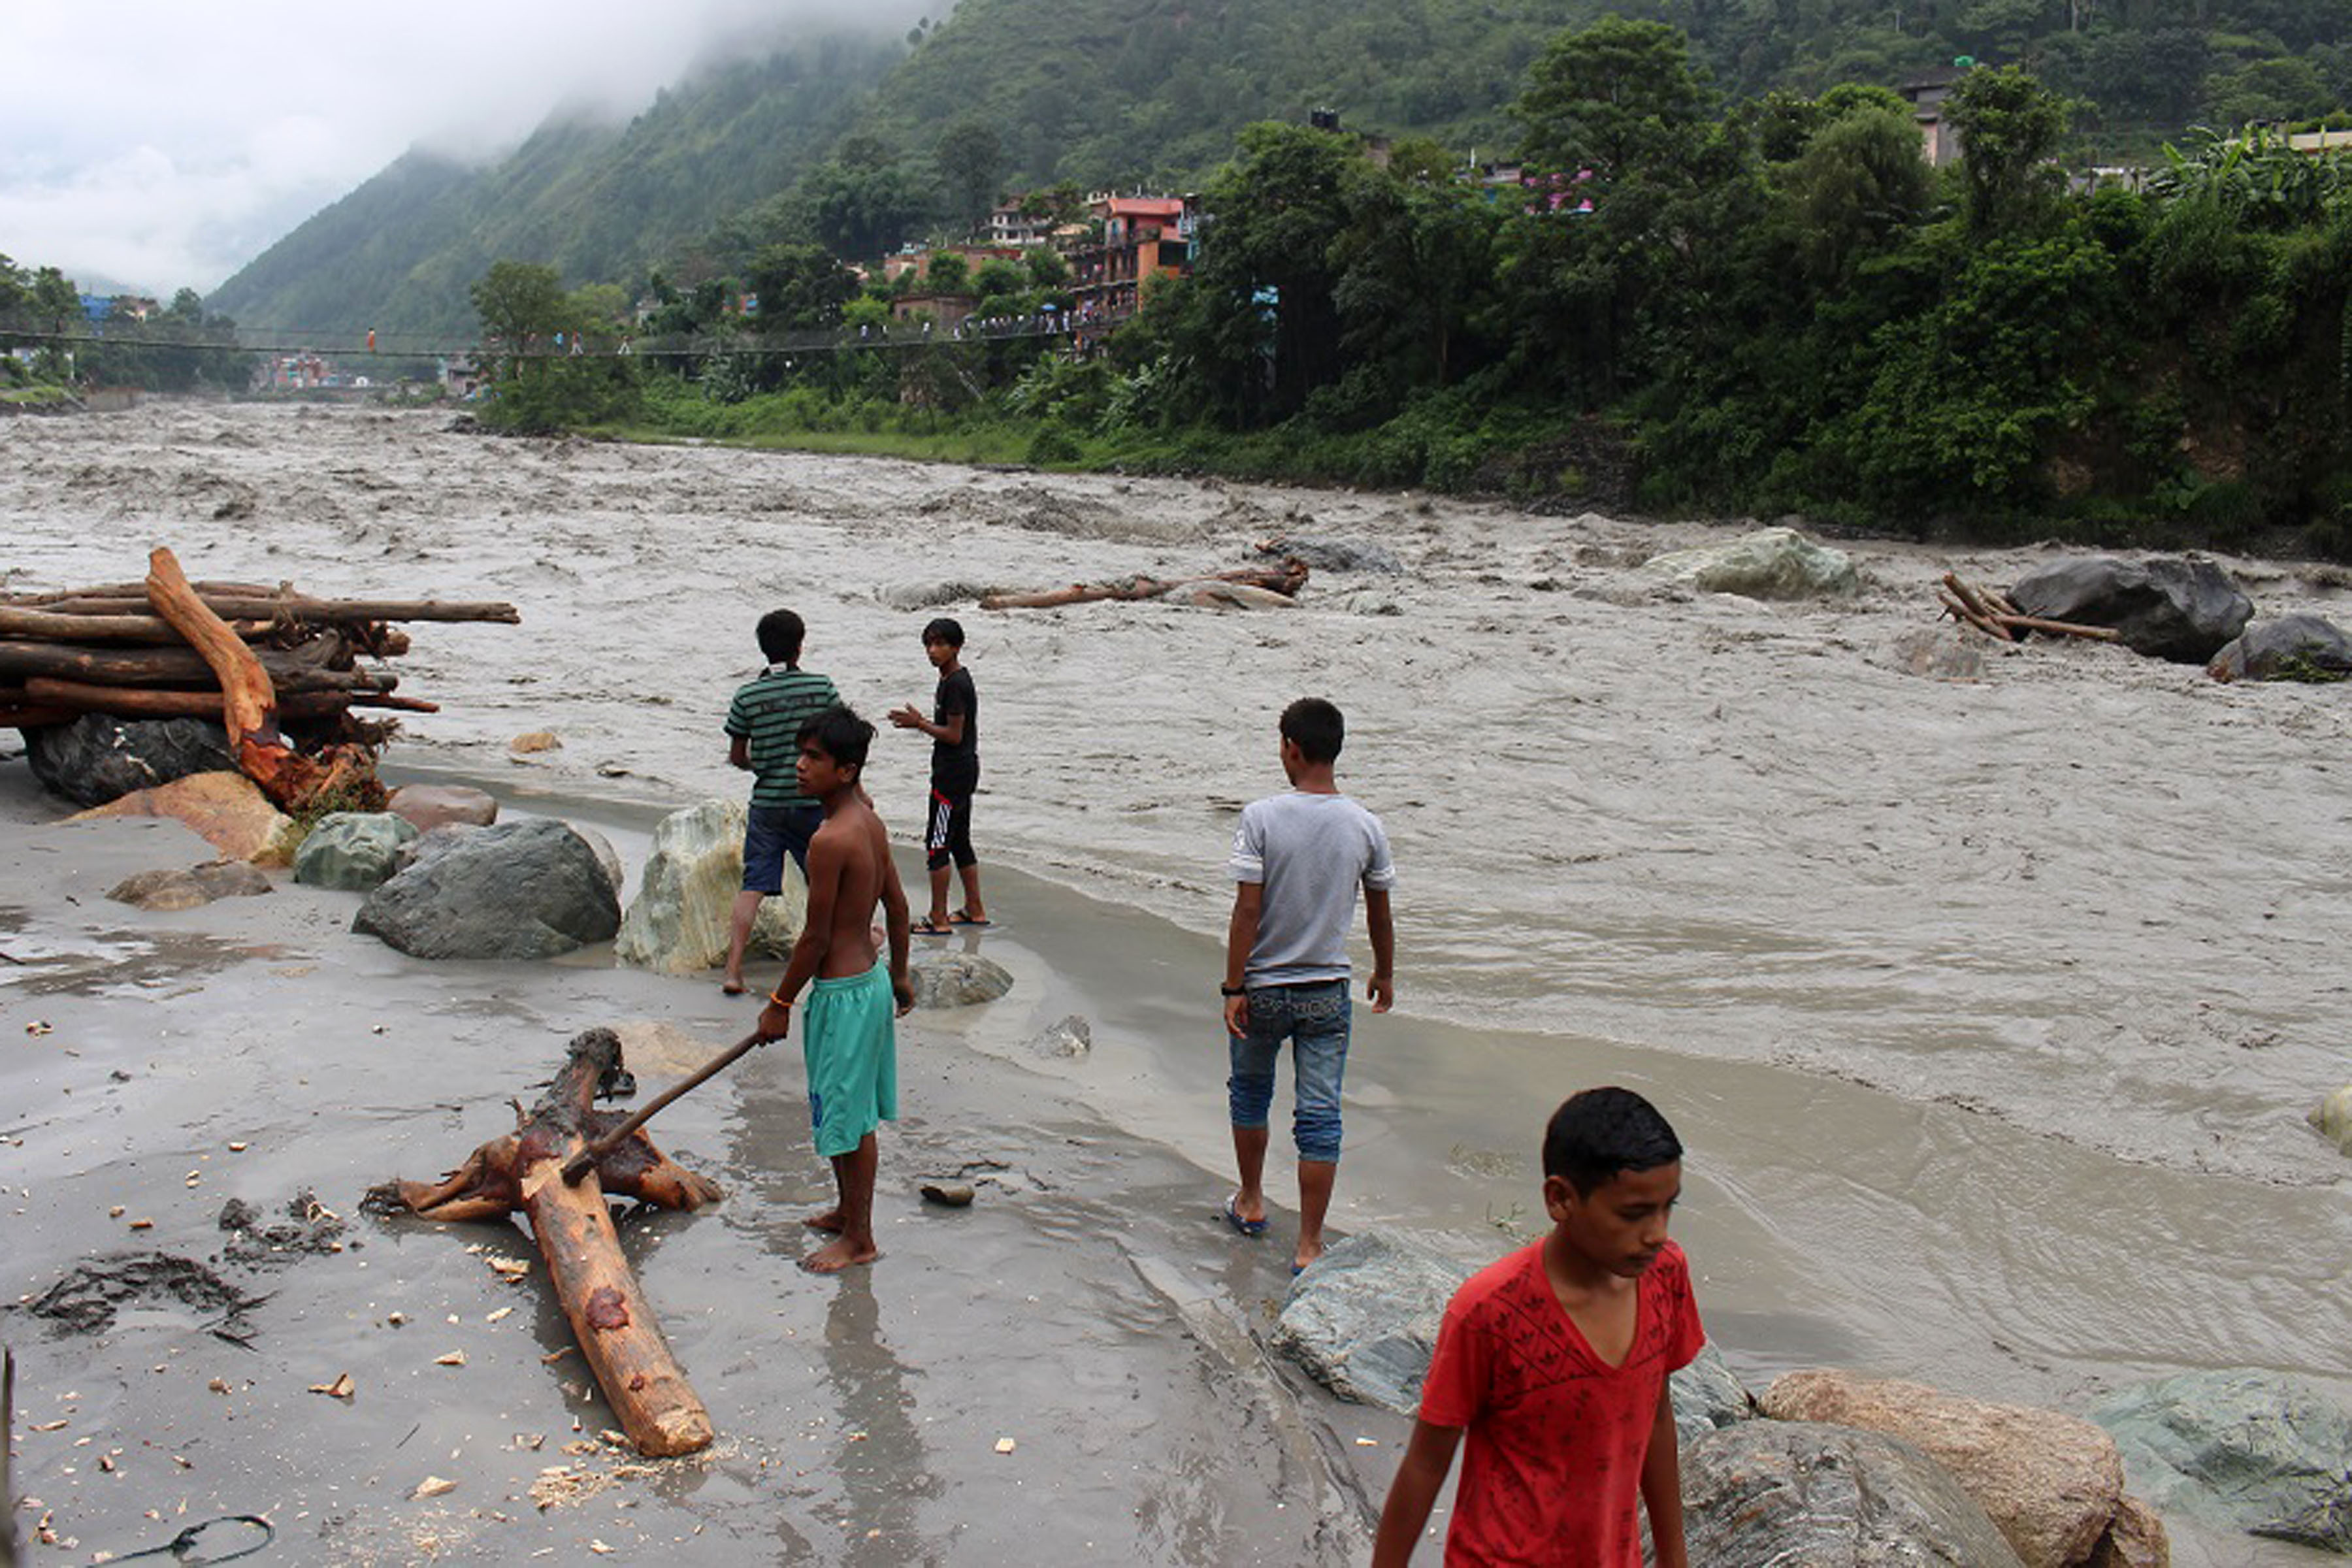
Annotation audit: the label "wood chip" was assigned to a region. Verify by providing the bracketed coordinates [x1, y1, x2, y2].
[227, 1142, 249, 1153]
[127, 1218, 154, 1231]
[412, 1476, 457, 1499]
[540, 1346, 574, 1365]
[994, 1437, 1017, 1454]
[29, 1420, 67, 1433]
[307, 1373, 355, 1400]
[485, 1306, 514, 1324]
[434, 1351, 466, 1367]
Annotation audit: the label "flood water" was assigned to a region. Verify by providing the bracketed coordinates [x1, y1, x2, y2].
[3, 401, 2349, 1564]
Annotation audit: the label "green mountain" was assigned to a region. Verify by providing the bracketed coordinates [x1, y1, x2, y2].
[208, 34, 907, 339]
[208, 0, 2351, 338]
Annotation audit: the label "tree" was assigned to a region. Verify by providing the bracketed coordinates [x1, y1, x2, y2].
[796, 161, 932, 261]
[1785, 102, 1936, 279]
[1946, 66, 2072, 236]
[1511, 16, 1714, 184]
[743, 242, 860, 331]
[935, 117, 1006, 231]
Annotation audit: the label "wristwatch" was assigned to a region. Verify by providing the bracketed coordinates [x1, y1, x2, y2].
[1220, 983, 1247, 997]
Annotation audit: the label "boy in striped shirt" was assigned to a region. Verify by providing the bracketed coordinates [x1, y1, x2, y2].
[723, 609, 841, 995]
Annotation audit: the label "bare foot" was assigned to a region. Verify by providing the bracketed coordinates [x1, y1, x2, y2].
[802, 1235, 879, 1273]
[802, 1209, 845, 1233]
[1294, 1243, 1324, 1276]
[721, 977, 747, 997]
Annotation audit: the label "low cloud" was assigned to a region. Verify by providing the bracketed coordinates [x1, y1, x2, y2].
[0, 0, 921, 296]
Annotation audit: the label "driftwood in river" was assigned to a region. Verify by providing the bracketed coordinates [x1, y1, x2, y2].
[369, 1027, 720, 1458]
[980, 556, 1309, 610]
[1938, 572, 2121, 644]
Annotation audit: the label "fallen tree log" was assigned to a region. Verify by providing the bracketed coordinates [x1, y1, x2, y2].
[18, 591, 519, 625]
[0, 606, 277, 645]
[146, 547, 382, 813]
[368, 1027, 719, 1457]
[0, 636, 390, 693]
[20, 677, 436, 720]
[981, 557, 1309, 610]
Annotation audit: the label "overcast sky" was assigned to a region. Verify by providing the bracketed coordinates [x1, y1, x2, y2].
[0, 0, 882, 297]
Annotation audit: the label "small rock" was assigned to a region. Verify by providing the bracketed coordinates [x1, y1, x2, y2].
[510, 730, 562, 754]
[908, 949, 1013, 1009]
[1024, 1015, 1091, 1058]
[919, 1184, 975, 1207]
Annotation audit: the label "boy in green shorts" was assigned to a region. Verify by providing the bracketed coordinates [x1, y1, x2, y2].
[753, 706, 915, 1273]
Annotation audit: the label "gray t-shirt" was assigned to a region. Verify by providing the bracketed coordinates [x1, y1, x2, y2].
[1229, 790, 1397, 986]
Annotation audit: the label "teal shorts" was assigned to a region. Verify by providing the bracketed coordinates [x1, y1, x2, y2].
[802, 960, 898, 1158]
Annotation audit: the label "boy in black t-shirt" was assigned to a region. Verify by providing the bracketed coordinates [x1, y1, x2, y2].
[889, 617, 987, 934]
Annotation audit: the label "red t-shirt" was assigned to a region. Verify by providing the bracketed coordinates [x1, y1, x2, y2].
[1416, 1238, 1705, 1567]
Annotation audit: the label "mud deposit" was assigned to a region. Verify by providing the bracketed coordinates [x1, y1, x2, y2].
[3, 402, 2349, 1565]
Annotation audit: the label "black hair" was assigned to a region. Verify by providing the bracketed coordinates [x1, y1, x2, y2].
[1543, 1088, 1683, 1197]
[1279, 697, 1345, 764]
[796, 704, 874, 778]
[756, 609, 806, 666]
[922, 616, 965, 649]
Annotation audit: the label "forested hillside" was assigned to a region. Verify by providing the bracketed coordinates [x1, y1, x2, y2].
[206, 0, 2349, 338]
[207, 35, 906, 338]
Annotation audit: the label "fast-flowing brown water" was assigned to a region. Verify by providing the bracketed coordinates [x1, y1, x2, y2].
[4, 401, 2347, 1564]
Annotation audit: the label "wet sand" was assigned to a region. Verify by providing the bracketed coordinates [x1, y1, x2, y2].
[3, 402, 2351, 1564]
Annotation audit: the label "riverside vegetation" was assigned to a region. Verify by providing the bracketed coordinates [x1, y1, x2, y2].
[459, 24, 2352, 559]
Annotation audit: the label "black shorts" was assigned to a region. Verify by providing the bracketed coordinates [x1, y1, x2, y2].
[924, 784, 975, 870]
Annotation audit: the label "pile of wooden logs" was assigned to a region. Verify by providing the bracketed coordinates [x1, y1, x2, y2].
[0, 547, 518, 813]
[1937, 572, 2121, 644]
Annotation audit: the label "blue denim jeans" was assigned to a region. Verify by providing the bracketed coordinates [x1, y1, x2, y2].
[742, 804, 823, 892]
[1226, 979, 1352, 1164]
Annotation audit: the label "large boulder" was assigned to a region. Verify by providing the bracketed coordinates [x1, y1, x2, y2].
[1674, 1341, 1762, 1447]
[1271, 1230, 1469, 1413]
[1258, 535, 1404, 574]
[1681, 1419, 2028, 1567]
[2005, 556, 2252, 663]
[1762, 1370, 2133, 1568]
[1642, 526, 1859, 600]
[70, 772, 298, 864]
[106, 860, 273, 911]
[614, 799, 801, 975]
[353, 817, 620, 960]
[907, 949, 1012, 1008]
[2207, 613, 2352, 683]
[25, 715, 234, 808]
[293, 811, 419, 891]
[2089, 1368, 2352, 1553]
[385, 783, 498, 832]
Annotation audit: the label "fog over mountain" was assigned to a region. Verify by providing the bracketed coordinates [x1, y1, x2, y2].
[0, 0, 928, 297]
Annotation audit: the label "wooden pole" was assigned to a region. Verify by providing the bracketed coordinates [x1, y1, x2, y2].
[560, 1033, 763, 1185]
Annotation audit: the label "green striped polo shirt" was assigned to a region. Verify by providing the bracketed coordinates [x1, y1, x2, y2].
[725, 665, 841, 809]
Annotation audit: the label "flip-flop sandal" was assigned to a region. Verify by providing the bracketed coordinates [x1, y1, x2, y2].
[910, 917, 953, 936]
[948, 909, 992, 927]
[1222, 1194, 1267, 1237]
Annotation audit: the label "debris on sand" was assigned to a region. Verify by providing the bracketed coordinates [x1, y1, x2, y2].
[21, 1251, 265, 1344]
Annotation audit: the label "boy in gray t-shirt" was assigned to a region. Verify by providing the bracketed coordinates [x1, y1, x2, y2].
[1220, 697, 1397, 1276]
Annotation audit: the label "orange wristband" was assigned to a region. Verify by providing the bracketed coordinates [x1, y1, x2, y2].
[766, 988, 791, 1009]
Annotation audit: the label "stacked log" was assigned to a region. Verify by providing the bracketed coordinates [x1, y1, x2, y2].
[1, 547, 519, 813]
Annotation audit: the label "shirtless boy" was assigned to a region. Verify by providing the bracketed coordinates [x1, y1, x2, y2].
[752, 706, 915, 1273]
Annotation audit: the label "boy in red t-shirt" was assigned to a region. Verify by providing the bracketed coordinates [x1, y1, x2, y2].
[1374, 1088, 1703, 1567]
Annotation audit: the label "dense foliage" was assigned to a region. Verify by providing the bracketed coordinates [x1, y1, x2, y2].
[207, 0, 2348, 340]
[461, 21, 2352, 556]
[0, 260, 251, 397]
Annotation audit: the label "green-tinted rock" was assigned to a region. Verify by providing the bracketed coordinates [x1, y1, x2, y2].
[293, 811, 420, 891]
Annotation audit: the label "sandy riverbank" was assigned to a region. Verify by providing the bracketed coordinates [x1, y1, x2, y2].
[3, 401, 2349, 1564]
